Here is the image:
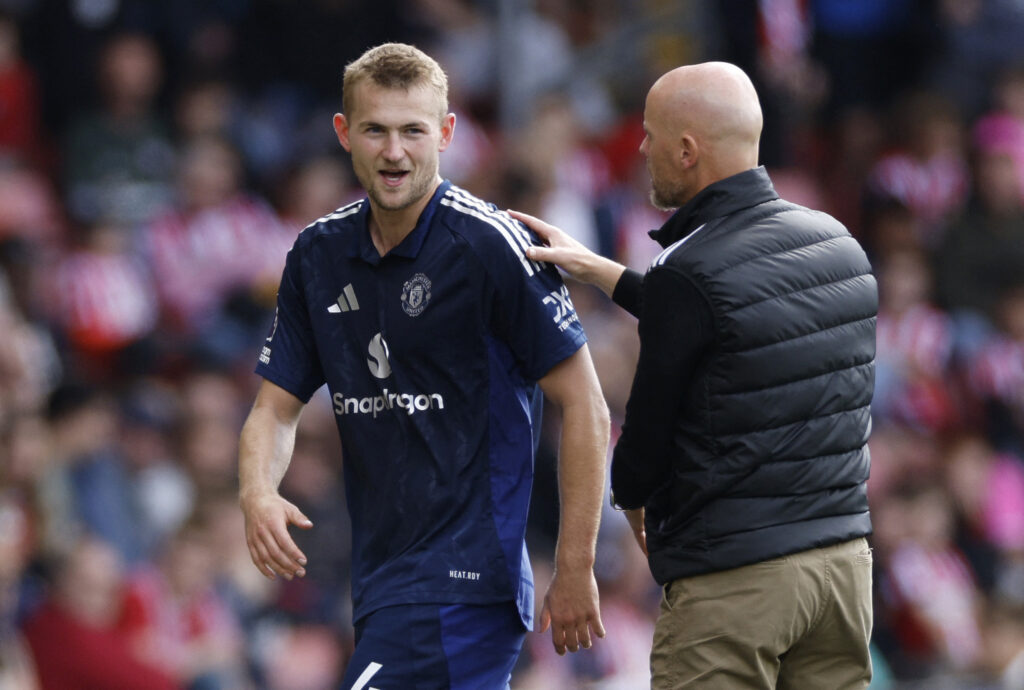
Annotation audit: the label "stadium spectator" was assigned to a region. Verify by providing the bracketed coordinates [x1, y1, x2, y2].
[141, 135, 294, 364]
[62, 32, 175, 227]
[873, 248, 958, 432]
[934, 120, 1024, 323]
[117, 516, 246, 688]
[969, 285, 1024, 454]
[44, 383, 145, 563]
[22, 536, 180, 690]
[880, 483, 983, 674]
[44, 221, 159, 378]
[942, 434, 1024, 596]
[867, 91, 969, 245]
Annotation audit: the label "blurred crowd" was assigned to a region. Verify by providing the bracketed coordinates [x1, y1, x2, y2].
[0, 0, 1023, 688]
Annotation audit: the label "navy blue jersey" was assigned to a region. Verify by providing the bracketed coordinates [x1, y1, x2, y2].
[256, 181, 586, 628]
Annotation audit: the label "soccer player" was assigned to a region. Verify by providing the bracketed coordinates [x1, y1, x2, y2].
[238, 43, 609, 688]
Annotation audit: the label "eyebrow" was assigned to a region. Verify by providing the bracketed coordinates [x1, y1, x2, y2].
[360, 120, 429, 130]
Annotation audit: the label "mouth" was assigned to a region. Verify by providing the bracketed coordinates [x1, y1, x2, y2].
[379, 170, 410, 188]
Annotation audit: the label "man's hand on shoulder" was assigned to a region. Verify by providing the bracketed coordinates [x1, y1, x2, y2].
[509, 209, 626, 297]
[539, 563, 606, 655]
[239, 489, 313, 581]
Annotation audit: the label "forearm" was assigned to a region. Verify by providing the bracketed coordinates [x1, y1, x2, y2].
[238, 403, 299, 500]
[581, 256, 628, 299]
[553, 394, 610, 569]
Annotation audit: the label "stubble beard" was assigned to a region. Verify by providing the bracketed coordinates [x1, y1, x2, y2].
[366, 168, 437, 212]
[649, 183, 683, 212]
[647, 162, 683, 212]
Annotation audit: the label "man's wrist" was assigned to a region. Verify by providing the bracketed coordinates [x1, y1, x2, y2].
[239, 484, 277, 504]
[554, 550, 596, 571]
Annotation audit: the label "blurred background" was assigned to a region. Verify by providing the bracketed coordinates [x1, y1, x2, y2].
[0, 0, 1023, 688]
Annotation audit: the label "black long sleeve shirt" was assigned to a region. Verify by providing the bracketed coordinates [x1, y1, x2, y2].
[609, 265, 714, 510]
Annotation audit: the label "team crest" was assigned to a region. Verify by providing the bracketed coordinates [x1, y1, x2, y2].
[401, 273, 432, 316]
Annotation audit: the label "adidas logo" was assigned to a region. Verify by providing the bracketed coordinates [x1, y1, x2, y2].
[327, 284, 360, 313]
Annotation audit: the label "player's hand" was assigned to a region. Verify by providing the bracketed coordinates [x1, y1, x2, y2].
[538, 565, 606, 655]
[624, 508, 648, 557]
[240, 490, 312, 580]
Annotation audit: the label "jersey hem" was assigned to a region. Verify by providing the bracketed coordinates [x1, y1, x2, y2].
[254, 365, 318, 404]
[522, 331, 588, 382]
[354, 591, 529, 628]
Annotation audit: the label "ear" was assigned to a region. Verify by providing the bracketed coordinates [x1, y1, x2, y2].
[438, 112, 456, 153]
[678, 133, 698, 170]
[334, 113, 351, 152]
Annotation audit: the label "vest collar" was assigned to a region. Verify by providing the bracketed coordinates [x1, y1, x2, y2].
[650, 166, 779, 248]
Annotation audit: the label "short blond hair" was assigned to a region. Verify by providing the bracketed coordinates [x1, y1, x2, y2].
[343, 43, 449, 121]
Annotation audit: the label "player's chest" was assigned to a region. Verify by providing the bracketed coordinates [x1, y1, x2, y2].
[307, 252, 485, 368]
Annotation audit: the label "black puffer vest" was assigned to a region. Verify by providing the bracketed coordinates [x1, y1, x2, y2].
[645, 167, 877, 584]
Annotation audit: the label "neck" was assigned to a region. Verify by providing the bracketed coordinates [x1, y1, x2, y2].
[367, 178, 442, 256]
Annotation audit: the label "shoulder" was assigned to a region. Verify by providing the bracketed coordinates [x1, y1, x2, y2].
[436, 184, 545, 277]
[771, 201, 848, 233]
[293, 199, 365, 250]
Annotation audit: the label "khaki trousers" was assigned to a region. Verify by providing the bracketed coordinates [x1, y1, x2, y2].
[650, 537, 873, 689]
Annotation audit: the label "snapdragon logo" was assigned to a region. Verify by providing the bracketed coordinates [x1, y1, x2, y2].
[332, 332, 446, 418]
[332, 389, 445, 418]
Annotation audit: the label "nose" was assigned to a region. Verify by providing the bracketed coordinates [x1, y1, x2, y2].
[382, 133, 404, 162]
[639, 136, 649, 156]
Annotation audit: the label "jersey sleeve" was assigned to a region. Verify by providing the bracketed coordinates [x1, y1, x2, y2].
[254, 238, 325, 402]
[486, 219, 588, 382]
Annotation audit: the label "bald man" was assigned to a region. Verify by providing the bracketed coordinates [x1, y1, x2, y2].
[512, 62, 877, 689]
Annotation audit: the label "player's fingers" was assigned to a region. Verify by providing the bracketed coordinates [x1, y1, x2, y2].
[245, 537, 276, 579]
[260, 525, 303, 577]
[247, 535, 281, 580]
[550, 623, 567, 656]
[538, 602, 552, 634]
[573, 622, 589, 647]
[563, 621, 580, 653]
[287, 504, 314, 530]
[592, 611, 607, 639]
[261, 540, 296, 580]
[576, 620, 592, 650]
[280, 510, 311, 570]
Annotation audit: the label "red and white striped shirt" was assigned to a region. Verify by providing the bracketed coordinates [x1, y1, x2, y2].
[869, 152, 969, 243]
[971, 336, 1024, 411]
[48, 249, 158, 351]
[143, 195, 295, 332]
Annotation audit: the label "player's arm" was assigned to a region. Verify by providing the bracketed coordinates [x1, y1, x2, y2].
[537, 344, 610, 655]
[238, 379, 313, 580]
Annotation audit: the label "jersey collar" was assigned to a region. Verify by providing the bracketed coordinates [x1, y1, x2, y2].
[351, 180, 452, 265]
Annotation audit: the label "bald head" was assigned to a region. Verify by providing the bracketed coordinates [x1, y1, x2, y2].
[642, 62, 762, 208]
